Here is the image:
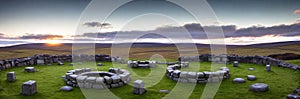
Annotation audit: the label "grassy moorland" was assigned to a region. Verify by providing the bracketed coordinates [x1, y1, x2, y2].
[0, 41, 299, 59]
[0, 42, 299, 98]
[0, 61, 299, 99]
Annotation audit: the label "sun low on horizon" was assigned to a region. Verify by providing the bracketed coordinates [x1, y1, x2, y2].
[44, 38, 62, 46]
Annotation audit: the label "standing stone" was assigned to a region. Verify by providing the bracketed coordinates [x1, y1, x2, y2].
[133, 80, 147, 94]
[266, 65, 271, 72]
[24, 67, 35, 72]
[21, 80, 37, 96]
[7, 72, 16, 82]
[233, 61, 239, 67]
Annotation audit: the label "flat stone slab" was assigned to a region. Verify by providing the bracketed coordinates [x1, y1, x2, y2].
[248, 68, 255, 71]
[159, 90, 170, 93]
[249, 83, 269, 92]
[247, 75, 256, 81]
[60, 86, 73, 91]
[24, 67, 35, 72]
[287, 94, 300, 99]
[233, 78, 245, 83]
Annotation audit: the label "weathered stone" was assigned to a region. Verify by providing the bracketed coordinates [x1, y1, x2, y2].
[37, 60, 44, 65]
[266, 65, 271, 71]
[179, 71, 188, 78]
[21, 80, 37, 96]
[203, 72, 212, 78]
[247, 75, 256, 81]
[178, 78, 188, 83]
[24, 67, 35, 72]
[69, 74, 78, 81]
[92, 84, 104, 89]
[111, 84, 119, 88]
[133, 80, 147, 95]
[97, 63, 103, 66]
[233, 78, 245, 83]
[248, 68, 255, 71]
[84, 83, 92, 88]
[220, 67, 230, 72]
[76, 76, 87, 83]
[287, 94, 300, 99]
[57, 61, 64, 65]
[60, 86, 73, 91]
[233, 61, 239, 67]
[133, 80, 144, 88]
[293, 88, 300, 94]
[188, 78, 197, 83]
[118, 82, 124, 86]
[104, 76, 112, 84]
[7, 72, 16, 82]
[249, 83, 269, 92]
[159, 90, 170, 93]
[172, 70, 181, 78]
[187, 72, 197, 79]
[111, 76, 121, 84]
[197, 72, 205, 78]
[85, 77, 96, 83]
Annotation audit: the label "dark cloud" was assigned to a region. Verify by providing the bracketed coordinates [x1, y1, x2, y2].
[19, 34, 63, 39]
[229, 24, 300, 37]
[83, 22, 112, 28]
[81, 23, 300, 39]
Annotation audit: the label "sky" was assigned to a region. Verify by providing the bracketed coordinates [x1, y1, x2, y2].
[0, 0, 300, 45]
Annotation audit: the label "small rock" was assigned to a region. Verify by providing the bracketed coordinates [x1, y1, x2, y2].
[60, 86, 73, 91]
[159, 90, 170, 93]
[248, 68, 255, 71]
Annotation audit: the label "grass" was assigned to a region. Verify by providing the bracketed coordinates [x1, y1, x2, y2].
[0, 61, 299, 99]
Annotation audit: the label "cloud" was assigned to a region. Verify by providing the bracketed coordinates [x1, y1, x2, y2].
[294, 9, 300, 15]
[19, 34, 64, 39]
[83, 22, 112, 28]
[80, 23, 300, 40]
[295, 18, 300, 25]
[0, 33, 4, 37]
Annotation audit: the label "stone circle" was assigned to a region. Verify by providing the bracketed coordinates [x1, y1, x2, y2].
[64, 68, 130, 89]
[249, 83, 269, 92]
[166, 63, 230, 83]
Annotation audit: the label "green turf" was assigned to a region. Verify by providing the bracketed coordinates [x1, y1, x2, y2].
[0, 61, 299, 99]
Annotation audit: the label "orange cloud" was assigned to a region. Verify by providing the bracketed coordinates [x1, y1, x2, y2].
[294, 9, 300, 15]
